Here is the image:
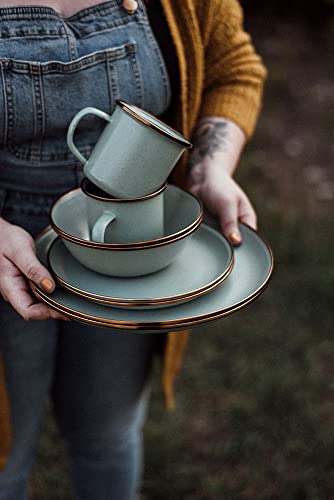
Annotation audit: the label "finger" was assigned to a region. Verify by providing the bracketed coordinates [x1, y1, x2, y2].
[4, 280, 69, 321]
[8, 240, 55, 294]
[238, 195, 257, 230]
[21, 301, 69, 321]
[1, 260, 68, 321]
[216, 198, 242, 246]
[28, 282, 70, 321]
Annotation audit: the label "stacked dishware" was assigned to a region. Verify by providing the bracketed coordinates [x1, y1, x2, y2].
[32, 101, 273, 331]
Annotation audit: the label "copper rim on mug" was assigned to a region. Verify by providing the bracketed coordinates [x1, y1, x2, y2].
[116, 100, 192, 148]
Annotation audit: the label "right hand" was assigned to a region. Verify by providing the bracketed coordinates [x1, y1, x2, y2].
[0, 218, 68, 321]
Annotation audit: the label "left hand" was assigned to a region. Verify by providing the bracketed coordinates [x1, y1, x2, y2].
[186, 158, 257, 246]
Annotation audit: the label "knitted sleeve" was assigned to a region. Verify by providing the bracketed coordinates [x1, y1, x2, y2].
[199, 0, 267, 139]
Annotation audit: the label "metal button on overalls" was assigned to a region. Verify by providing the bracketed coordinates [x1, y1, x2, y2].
[123, 0, 138, 14]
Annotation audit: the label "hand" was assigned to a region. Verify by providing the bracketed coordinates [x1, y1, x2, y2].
[186, 159, 257, 246]
[0, 218, 68, 321]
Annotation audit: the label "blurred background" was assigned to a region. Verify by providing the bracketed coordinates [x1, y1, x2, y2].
[32, 2, 334, 499]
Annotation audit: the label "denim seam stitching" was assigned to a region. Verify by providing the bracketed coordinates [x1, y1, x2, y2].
[62, 22, 77, 61]
[0, 6, 62, 18]
[31, 67, 38, 159]
[0, 44, 138, 160]
[30, 64, 45, 162]
[0, 44, 136, 74]
[0, 64, 8, 145]
[4, 71, 14, 148]
[129, 45, 143, 108]
[0, 31, 67, 39]
[106, 53, 116, 112]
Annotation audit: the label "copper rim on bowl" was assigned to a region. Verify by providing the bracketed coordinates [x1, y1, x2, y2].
[50, 187, 203, 251]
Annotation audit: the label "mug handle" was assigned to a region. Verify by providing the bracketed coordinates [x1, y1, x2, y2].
[67, 107, 112, 164]
[91, 211, 116, 243]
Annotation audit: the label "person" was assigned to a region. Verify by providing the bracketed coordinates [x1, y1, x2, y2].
[0, 0, 266, 498]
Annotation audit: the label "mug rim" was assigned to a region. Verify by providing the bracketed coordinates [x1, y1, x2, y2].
[116, 100, 192, 149]
[81, 178, 167, 202]
[50, 186, 203, 250]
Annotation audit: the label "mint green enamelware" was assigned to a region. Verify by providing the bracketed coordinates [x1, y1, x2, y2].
[47, 224, 233, 310]
[50, 185, 203, 278]
[33, 223, 273, 333]
[81, 178, 166, 244]
[67, 100, 192, 198]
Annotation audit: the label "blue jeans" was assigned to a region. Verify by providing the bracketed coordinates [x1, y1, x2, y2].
[0, 300, 163, 500]
[0, 2, 171, 498]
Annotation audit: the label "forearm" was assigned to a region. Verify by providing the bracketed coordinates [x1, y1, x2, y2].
[186, 116, 256, 245]
[189, 116, 246, 175]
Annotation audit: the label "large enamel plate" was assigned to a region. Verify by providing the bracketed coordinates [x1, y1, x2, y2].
[47, 225, 234, 309]
[31, 224, 273, 332]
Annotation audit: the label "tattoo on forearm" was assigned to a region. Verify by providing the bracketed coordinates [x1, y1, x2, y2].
[189, 119, 230, 167]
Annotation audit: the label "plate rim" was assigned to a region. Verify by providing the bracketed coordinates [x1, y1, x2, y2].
[50, 185, 204, 250]
[47, 225, 234, 307]
[32, 223, 274, 330]
[31, 284, 267, 330]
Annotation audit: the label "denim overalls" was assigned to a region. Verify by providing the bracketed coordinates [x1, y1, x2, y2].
[0, 2, 171, 499]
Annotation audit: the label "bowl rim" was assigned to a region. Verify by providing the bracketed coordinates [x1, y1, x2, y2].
[81, 178, 167, 202]
[50, 185, 203, 250]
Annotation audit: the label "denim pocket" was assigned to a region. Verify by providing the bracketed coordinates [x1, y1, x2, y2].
[0, 42, 143, 162]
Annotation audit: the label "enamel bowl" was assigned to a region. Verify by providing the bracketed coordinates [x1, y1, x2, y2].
[50, 185, 203, 277]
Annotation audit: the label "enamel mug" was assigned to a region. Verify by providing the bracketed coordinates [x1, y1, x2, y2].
[67, 100, 192, 198]
[81, 178, 166, 244]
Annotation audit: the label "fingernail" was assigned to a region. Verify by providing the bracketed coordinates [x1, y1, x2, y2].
[229, 232, 242, 246]
[40, 278, 54, 293]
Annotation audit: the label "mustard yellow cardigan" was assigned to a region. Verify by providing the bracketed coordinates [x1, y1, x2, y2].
[0, 0, 266, 469]
[160, 0, 267, 410]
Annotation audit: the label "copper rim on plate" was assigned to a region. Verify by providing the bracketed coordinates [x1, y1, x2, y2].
[31, 224, 274, 330]
[31, 285, 269, 331]
[46, 236, 234, 308]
